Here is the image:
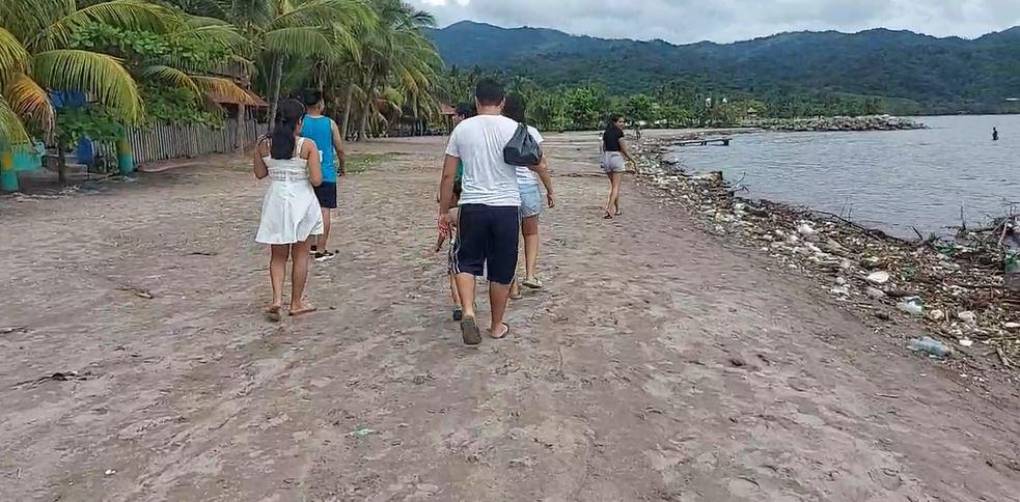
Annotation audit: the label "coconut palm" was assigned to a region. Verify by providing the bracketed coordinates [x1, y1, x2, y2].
[0, 0, 174, 149]
[235, 0, 373, 126]
[343, 0, 441, 140]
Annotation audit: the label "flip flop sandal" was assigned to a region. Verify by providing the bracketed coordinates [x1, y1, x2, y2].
[460, 317, 482, 345]
[603, 213, 614, 220]
[490, 323, 511, 340]
[522, 278, 543, 289]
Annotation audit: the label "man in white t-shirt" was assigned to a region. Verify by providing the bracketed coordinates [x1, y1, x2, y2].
[438, 78, 547, 345]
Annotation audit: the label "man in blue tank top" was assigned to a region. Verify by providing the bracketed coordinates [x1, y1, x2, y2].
[302, 90, 346, 261]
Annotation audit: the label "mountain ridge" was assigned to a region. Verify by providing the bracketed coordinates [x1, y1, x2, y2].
[427, 21, 1020, 113]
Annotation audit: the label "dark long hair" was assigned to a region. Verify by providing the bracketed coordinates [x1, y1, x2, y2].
[502, 93, 527, 123]
[270, 99, 306, 159]
[606, 114, 623, 132]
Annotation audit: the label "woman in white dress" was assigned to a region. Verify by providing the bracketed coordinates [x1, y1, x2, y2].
[254, 99, 324, 320]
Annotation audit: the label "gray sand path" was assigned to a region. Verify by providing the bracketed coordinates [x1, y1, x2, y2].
[1, 134, 1018, 501]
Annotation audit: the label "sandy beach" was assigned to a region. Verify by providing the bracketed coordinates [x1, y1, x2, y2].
[2, 132, 1019, 501]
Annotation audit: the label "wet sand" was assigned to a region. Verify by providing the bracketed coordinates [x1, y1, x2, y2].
[1, 133, 1019, 501]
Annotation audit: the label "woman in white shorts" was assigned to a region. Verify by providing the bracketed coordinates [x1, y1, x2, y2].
[600, 114, 635, 219]
[503, 93, 555, 298]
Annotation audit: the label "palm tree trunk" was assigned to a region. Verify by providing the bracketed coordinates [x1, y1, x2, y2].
[357, 77, 375, 142]
[56, 143, 67, 184]
[358, 101, 371, 141]
[266, 56, 285, 133]
[341, 83, 355, 140]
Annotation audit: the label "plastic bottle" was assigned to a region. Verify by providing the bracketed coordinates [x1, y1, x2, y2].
[908, 336, 952, 358]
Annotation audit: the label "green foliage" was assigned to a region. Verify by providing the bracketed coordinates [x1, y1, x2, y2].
[70, 23, 228, 69]
[564, 85, 609, 130]
[141, 85, 223, 127]
[55, 106, 123, 148]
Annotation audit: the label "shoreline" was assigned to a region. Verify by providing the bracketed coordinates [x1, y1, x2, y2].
[633, 133, 1020, 376]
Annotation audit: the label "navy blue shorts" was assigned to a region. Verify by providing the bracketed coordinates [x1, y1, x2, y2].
[314, 181, 337, 209]
[453, 204, 520, 285]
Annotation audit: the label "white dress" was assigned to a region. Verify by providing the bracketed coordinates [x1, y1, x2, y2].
[255, 138, 324, 244]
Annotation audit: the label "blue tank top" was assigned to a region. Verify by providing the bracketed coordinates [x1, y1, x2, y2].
[302, 115, 335, 182]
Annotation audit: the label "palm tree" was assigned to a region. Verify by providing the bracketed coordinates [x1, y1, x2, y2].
[0, 0, 174, 150]
[1, 0, 181, 189]
[234, 0, 373, 127]
[344, 0, 441, 140]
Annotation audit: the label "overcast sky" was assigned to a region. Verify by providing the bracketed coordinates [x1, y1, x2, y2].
[414, 0, 1020, 44]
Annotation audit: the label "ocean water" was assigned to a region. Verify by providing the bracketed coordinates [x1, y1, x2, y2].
[670, 115, 1020, 238]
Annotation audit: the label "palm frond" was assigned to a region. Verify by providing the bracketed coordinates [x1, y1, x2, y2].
[141, 64, 200, 94]
[0, 28, 31, 86]
[192, 75, 262, 105]
[175, 16, 247, 50]
[0, 0, 70, 44]
[272, 0, 374, 31]
[4, 72, 55, 133]
[262, 26, 332, 56]
[31, 0, 178, 52]
[32, 49, 142, 122]
[0, 96, 31, 148]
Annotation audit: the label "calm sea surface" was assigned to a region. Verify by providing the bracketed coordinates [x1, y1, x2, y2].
[671, 115, 1020, 238]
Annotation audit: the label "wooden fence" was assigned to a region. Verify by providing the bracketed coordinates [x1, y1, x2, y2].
[96, 119, 263, 165]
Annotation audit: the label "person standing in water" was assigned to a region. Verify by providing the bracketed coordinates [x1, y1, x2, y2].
[502, 93, 555, 299]
[600, 114, 636, 219]
[993, 127, 999, 141]
[254, 99, 323, 321]
[301, 90, 346, 261]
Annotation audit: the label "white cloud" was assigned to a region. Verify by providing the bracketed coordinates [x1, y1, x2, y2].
[412, 0, 1020, 43]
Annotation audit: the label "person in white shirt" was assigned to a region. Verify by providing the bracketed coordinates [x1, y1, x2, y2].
[501, 93, 555, 300]
[438, 79, 549, 345]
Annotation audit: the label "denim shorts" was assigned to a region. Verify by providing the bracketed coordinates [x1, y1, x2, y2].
[519, 183, 542, 218]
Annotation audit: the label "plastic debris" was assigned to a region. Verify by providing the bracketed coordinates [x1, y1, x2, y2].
[350, 427, 378, 438]
[866, 287, 886, 299]
[830, 285, 850, 297]
[897, 297, 924, 316]
[927, 309, 946, 322]
[797, 222, 818, 241]
[866, 271, 891, 285]
[957, 311, 978, 326]
[959, 339, 974, 347]
[908, 336, 952, 358]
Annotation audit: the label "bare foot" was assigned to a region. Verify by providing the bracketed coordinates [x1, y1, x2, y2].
[265, 304, 282, 322]
[288, 302, 318, 317]
[490, 323, 511, 339]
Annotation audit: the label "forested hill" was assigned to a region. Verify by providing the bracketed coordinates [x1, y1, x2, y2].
[427, 21, 1020, 114]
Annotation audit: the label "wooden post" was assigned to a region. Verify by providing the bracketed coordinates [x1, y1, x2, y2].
[56, 143, 67, 184]
[117, 136, 135, 175]
[0, 149, 17, 192]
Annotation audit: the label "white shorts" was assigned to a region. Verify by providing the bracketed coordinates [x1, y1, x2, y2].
[601, 151, 626, 173]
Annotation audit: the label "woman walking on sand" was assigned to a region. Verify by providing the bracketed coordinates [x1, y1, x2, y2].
[601, 114, 636, 219]
[502, 93, 555, 299]
[254, 99, 324, 321]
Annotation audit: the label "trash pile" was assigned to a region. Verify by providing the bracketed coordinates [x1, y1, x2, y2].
[634, 138, 1020, 372]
